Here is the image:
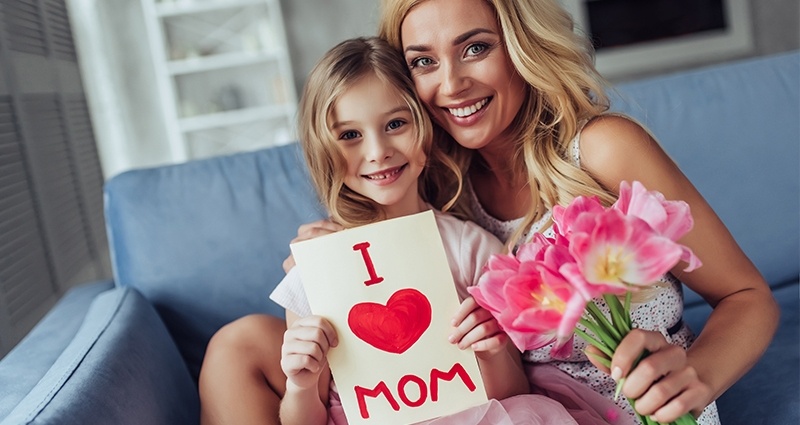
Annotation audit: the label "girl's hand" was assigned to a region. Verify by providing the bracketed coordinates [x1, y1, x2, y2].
[587, 329, 713, 422]
[283, 220, 344, 272]
[449, 296, 507, 359]
[280, 315, 338, 391]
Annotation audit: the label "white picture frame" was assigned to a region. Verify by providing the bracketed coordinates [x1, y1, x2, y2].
[559, 0, 754, 78]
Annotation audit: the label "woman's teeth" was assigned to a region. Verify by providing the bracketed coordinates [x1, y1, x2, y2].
[448, 98, 488, 118]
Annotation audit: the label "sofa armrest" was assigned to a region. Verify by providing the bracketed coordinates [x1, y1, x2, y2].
[0, 286, 199, 425]
[0, 280, 114, 419]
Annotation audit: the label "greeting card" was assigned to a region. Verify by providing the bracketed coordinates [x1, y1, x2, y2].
[290, 210, 488, 425]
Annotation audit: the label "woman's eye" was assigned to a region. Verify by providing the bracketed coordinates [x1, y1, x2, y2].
[386, 119, 406, 131]
[466, 43, 488, 57]
[339, 130, 360, 140]
[409, 57, 434, 69]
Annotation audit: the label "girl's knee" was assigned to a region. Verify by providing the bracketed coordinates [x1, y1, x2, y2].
[206, 314, 286, 358]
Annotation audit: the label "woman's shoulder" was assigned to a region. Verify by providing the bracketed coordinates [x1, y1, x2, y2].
[578, 114, 677, 194]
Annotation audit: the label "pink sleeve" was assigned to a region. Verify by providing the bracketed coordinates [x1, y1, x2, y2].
[269, 266, 313, 317]
[459, 221, 504, 289]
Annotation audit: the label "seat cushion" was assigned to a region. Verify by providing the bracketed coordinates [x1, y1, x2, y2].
[104, 142, 325, 379]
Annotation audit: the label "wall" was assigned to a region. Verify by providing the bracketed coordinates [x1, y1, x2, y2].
[70, 0, 798, 178]
[280, 0, 799, 93]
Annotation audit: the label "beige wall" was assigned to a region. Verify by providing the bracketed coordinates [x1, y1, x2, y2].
[281, 0, 800, 93]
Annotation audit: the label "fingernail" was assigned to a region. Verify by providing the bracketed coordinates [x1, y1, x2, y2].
[611, 366, 623, 382]
[447, 335, 455, 343]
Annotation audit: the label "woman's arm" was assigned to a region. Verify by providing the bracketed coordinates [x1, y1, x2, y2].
[450, 297, 530, 399]
[279, 311, 337, 425]
[579, 115, 780, 421]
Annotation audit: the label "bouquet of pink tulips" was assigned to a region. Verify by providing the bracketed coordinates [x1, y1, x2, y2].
[469, 181, 700, 425]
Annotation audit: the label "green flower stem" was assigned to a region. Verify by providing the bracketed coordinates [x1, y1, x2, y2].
[585, 301, 623, 341]
[624, 291, 633, 328]
[584, 348, 611, 369]
[574, 325, 615, 358]
[578, 317, 619, 351]
[603, 294, 631, 335]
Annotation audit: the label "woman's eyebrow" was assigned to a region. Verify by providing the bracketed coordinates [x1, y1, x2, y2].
[404, 28, 496, 54]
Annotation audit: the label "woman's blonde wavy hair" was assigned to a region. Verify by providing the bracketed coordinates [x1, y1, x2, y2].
[298, 37, 465, 228]
[379, 0, 618, 247]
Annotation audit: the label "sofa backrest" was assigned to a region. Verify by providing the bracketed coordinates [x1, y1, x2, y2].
[104, 143, 325, 378]
[611, 51, 799, 303]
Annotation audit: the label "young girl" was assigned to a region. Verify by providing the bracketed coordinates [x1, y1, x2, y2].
[200, 36, 627, 425]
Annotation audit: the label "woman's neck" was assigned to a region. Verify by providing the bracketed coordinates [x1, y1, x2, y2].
[471, 145, 532, 221]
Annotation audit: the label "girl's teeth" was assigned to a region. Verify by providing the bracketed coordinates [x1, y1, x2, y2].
[366, 167, 402, 180]
[448, 98, 488, 118]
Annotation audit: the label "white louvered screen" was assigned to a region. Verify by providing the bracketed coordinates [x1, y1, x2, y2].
[0, 96, 58, 352]
[1, 0, 48, 56]
[19, 94, 94, 287]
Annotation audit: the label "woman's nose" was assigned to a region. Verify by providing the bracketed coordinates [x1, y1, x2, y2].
[439, 61, 469, 97]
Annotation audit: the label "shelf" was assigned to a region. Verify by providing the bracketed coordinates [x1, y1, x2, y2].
[156, 0, 266, 17]
[179, 104, 292, 133]
[168, 50, 278, 75]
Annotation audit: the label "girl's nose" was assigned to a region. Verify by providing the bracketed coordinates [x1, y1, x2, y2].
[365, 134, 393, 163]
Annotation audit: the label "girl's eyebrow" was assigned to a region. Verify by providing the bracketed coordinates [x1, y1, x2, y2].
[404, 28, 496, 53]
[331, 106, 411, 129]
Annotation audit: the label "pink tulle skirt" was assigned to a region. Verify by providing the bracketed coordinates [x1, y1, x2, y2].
[326, 364, 633, 425]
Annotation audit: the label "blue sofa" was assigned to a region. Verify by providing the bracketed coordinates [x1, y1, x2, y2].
[1, 51, 797, 425]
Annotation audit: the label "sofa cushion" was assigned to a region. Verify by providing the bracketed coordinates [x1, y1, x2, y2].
[611, 51, 800, 305]
[104, 142, 325, 379]
[0, 287, 198, 425]
[684, 282, 799, 423]
[0, 280, 113, 419]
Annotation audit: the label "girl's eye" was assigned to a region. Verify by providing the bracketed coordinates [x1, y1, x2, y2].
[339, 130, 360, 140]
[386, 119, 406, 131]
[409, 56, 434, 69]
[465, 43, 488, 57]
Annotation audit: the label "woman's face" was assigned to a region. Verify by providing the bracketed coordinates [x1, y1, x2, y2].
[400, 0, 527, 151]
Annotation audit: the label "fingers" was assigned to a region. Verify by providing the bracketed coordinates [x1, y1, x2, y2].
[610, 329, 670, 381]
[584, 345, 611, 373]
[282, 255, 296, 273]
[612, 329, 711, 422]
[284, 220, 343, 272]
[449, 297, 506, 355]
[281, 317, 338, 368]
[293, 220, 343, 244]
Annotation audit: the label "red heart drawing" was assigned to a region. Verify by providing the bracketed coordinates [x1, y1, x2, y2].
[347, 288, 432, 354]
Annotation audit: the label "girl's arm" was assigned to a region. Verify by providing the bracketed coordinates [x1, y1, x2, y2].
[279, 311, 337, 425]
[579, 115, 779, 421]
[450, 297, 530, 399]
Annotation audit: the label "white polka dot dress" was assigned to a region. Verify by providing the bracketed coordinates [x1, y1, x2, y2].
[467, 126, 721, 424]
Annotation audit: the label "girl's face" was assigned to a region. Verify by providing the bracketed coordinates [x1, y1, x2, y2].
[330, 73, 427, 219]
[400, 0, 527, 151]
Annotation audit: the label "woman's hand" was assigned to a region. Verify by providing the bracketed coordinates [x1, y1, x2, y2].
[586, 329, 713, 422]
[280, 315, 338, 391]
[282, 220, 344, 272]
[449, 296, 507, 359]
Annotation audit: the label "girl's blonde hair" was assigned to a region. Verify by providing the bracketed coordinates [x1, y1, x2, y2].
[298, 37, 464, 228]
[379, 0, 617, 247]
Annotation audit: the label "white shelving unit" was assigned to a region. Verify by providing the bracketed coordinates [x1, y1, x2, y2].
[141, 0, 297, 162]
